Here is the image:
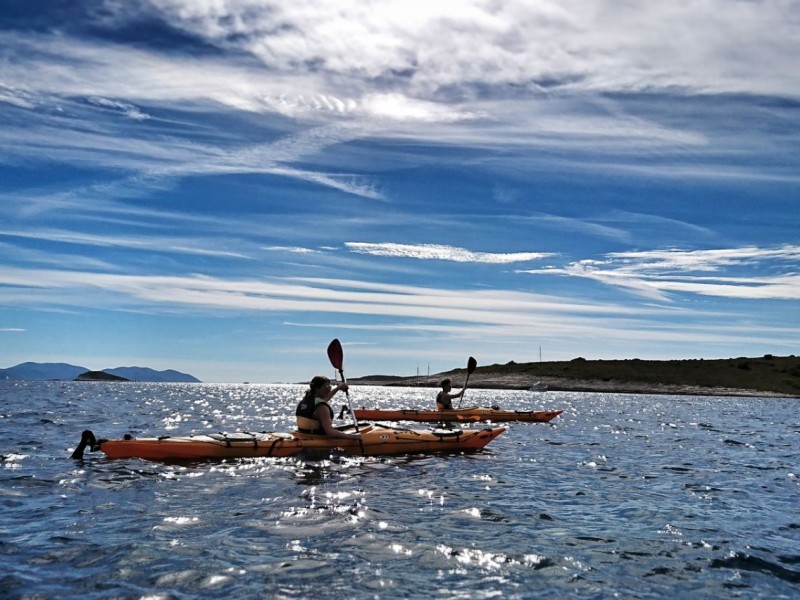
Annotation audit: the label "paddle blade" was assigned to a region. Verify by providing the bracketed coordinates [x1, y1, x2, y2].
[458, 356, 477, 408]
[327, 338, 344, 370]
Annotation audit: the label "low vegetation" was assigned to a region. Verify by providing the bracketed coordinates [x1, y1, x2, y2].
[350, 355, 800, 397]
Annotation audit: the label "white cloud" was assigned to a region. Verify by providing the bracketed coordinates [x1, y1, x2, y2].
[346, 242, 553, 263]
[0, 84, 36, 109]
[358, 93, 481, 123]
[134, 1, 798, 99]
[87, 97, 151, 120]
[526, 245, 800, 301]
[606, 246, 800, 272]
[0, 267, 629, 323]
[3, 1, 796, 200]
[263, 246, 320, 254]
[514, 214, 632, 243]
[1, 267, 796, 355]
[0, 228, 253, 260]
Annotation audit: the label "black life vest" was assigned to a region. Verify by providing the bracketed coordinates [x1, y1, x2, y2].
[295, 397, 333, 434]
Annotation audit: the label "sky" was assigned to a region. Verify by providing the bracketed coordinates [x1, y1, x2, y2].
[1, 1, 799, 383]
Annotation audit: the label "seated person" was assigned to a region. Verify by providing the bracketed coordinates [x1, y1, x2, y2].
[436, 378, 465, 410]
[296, 376, 361, 439]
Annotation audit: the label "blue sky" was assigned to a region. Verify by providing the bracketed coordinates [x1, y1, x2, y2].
[1, 1, 798, 383]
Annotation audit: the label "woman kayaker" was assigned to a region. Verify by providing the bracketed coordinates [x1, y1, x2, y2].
[296, 376, 361, 439]
[436, 378, 465, 410]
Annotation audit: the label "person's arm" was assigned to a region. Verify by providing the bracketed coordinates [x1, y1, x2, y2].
[437, 389, 464, 410]
[315, 403, 360, 439]
[323, 383, 348, 401]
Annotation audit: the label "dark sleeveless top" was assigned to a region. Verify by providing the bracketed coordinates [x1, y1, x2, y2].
[295, 397, 334, 434]
[436, 391, 452, 410]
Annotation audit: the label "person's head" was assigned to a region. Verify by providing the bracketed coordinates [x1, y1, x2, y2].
[309, 375, 332, 395]
[440, 378, 452, 390]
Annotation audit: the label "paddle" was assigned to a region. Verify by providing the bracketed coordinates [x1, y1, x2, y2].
[327, 338, 359, 432]
[457, 356, 478, 408]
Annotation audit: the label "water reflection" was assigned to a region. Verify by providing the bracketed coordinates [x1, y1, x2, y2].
[3, 382, 800, 599]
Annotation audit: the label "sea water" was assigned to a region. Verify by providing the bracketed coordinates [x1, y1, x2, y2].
[1, 381, 798, 599]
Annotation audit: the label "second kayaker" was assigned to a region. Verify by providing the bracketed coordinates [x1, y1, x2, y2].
[436, 378, 465, 410]
[296, 376, 361, 439]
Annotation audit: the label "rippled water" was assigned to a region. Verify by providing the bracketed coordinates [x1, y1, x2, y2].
[1, 381, 798, 599]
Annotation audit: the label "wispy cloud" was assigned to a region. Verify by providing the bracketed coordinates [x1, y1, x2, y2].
[0, 84, 36, 109]
[1, 110, 383, 201]
[2, 2, 796, 207]
[0, 267, 796, 355]
[512, 214, 632, 243]
[522, 245, 800, 301]
[0, 228, 253, 260]
[346, 242, 554, 263]
[263, 246, 321, 255]
[0, 266, 646, 322]
[87, 96, 151, 121]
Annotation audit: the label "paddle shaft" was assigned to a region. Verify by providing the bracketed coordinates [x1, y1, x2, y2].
[327, 339, 359, 431]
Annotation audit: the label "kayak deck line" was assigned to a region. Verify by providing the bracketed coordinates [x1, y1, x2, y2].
[70, 423, 506, 462]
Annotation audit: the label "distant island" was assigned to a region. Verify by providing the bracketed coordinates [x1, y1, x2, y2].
[348, 354, 800, 398]
[0, 362, 201, 383]
[76, 370, 129, 382]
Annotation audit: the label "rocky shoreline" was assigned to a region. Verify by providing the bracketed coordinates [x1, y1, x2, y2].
[348, 355, 800, 398]
[350, 374, 786, 398]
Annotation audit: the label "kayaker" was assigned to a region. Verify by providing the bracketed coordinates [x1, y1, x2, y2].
[296, 376, 361, 439]
[436, 378, 465, 410]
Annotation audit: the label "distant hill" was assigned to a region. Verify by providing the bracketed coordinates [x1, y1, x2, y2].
[76, 370, 129, 382]
[104, 367, 201, 383]
[0, 362, 201, 383]
[0, 362, 87, 381]
[349, 355, 800, 398]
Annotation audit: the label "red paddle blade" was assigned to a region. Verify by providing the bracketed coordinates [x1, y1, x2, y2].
[327, 339, 344, 370]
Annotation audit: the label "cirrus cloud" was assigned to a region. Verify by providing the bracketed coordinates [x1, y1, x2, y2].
[346, 242, 554, 263]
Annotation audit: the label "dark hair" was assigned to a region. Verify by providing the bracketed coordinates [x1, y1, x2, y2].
[310, 375, 330, 389]
[303, 376, 331, 402]
[440, 378, 451, 387]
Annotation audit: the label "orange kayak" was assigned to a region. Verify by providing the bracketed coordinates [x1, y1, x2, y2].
[352, 406, 563, 423]
[293, 423, 505, 456]
[71, 424, 505, 461]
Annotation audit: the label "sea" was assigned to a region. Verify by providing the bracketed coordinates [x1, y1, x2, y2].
[1, 381, 798, 599]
